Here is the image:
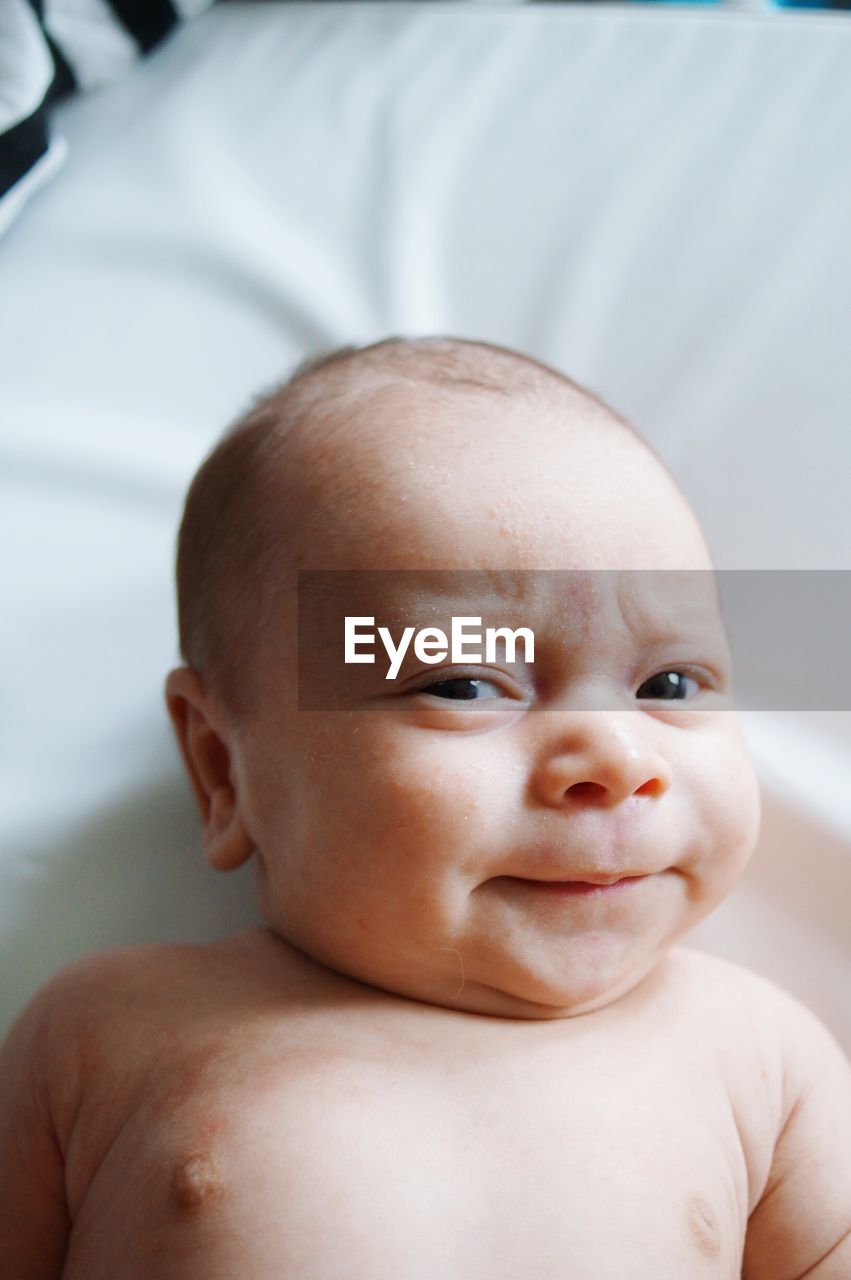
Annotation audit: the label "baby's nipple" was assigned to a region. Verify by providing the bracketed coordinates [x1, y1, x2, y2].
[171, 1152, 225, 1213]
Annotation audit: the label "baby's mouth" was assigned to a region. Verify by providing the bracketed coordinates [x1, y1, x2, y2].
[503, 875, 648, 897]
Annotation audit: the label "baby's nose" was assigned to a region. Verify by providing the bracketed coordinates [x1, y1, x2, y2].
[532, 712, 672, 809]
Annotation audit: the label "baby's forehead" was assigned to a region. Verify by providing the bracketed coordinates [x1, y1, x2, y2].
[290, 386, 621, 524]
[269, 373, 714, 612]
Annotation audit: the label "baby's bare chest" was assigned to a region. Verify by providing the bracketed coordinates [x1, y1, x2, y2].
[64, 1030, 750, 1280]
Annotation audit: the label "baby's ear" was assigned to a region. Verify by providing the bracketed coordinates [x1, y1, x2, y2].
[164, 667, 254, 871]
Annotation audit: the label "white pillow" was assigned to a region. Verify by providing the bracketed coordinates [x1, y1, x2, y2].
[0, 0, 215, 235]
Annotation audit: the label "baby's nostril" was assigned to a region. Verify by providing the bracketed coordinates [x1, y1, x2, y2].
[566, 781, 607, 802]
[635, 778, 664, 797]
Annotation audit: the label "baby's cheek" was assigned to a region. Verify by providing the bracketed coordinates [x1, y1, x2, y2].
[368, 754, 497, 873]
[373, 761, 479, 837]
[725, 726, 761, 848]
[693, 725, 761, 884]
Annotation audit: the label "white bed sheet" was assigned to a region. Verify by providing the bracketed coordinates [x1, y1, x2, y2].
[1, 1, 849, 1042]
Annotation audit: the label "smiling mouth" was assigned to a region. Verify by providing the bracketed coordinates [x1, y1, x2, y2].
[505, 875, 648, 896]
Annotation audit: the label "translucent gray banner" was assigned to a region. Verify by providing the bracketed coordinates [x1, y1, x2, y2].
[296, 570, 850, 712]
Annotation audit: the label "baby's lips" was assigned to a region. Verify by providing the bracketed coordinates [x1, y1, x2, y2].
[504, 875, 652, 898]
[509, 840, 664, 884]
[505, 870, 652, 886]
[546, 872, 645, 885]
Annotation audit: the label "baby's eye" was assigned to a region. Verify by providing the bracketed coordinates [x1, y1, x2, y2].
[417, 677, 504, 701]
[635, 670, 700, 701]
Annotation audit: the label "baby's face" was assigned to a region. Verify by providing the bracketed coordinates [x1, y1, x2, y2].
[228, 388, 760, 1019]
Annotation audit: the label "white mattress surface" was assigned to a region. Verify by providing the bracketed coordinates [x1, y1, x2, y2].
[1, 1, 849, 1039]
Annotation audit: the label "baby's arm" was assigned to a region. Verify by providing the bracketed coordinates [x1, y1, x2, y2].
[743, 994, 851, 1279]
[0, 971, 77, 1278]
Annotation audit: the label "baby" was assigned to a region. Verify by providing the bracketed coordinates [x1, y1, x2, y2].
[1, 336, 849, 1278]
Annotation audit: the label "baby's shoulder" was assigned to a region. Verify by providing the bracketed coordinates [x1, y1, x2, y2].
[0, 942, 219, 1177]
[10, 937, 274, 1186]
[669, 943, 845, 1055]
[666, 942, 790, 1009]
[35, 933, 268, 1053]
[12, 936, 261, 1098]
[664, 947, 850, 1215]
[668, 947, 849, 1130]
[30, 936, 223, 1029]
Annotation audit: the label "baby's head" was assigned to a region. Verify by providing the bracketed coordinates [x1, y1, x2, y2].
[166, 336, 760, 1020]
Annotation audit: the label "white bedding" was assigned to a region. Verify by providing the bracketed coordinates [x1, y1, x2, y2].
[1, 1, 849, 1043]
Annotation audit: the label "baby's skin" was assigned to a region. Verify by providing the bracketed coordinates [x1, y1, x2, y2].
[1, 349, 850, 1277]
[4, 931, 849, 1279]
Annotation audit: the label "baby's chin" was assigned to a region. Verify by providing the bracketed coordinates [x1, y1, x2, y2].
[409, 949, 670, 1021]
[297, 936, 671, 1022]
[259, 910, 676, 1022]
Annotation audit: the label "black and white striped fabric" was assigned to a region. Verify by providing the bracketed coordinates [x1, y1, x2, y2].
[0, 0, 215, 237]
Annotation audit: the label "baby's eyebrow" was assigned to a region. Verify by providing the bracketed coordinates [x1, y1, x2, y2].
[616, 571, 727, 642]
[301, 569, 536, 626]
[299, 569, 728, 654]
